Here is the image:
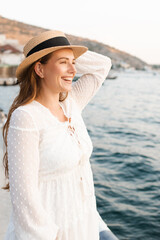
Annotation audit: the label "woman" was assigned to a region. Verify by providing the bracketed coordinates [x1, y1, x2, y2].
[2, 30, 118, 240]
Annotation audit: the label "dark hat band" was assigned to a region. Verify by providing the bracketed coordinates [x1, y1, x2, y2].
[26, 36, 70, 57]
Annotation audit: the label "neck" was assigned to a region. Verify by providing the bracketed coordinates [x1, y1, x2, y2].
[35, 91, 61, 111]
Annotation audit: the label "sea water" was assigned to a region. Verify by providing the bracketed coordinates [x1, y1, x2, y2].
[0, 71, 160, 240]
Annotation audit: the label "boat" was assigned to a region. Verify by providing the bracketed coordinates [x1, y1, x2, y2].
[106, 74, 117, 80]
[0, 78, 18, 86]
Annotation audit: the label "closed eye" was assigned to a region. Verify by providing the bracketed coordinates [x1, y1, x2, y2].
[60, 61, 75, 64]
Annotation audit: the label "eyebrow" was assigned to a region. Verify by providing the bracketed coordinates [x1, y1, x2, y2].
[57, 57, 76, 61]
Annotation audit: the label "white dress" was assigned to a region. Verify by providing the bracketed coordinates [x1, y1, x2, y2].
[4, 50, 112, 240]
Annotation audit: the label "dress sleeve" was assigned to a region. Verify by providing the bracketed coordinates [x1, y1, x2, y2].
[70, 50, 112, 111]
[7, 108, 59, 240]
[96, 210, 110, 232]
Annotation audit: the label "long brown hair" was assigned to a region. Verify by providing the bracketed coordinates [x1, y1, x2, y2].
[2, 52, 68, 191]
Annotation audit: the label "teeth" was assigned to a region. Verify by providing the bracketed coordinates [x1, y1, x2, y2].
[62, 77, 72, 80]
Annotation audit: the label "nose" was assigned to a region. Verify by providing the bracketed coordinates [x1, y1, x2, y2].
[68, 63, 77, 75]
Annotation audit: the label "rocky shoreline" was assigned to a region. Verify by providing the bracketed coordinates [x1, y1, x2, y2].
[0, 108, 7, 128]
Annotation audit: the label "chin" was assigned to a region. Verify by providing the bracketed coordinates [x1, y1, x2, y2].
[62, 86, 72, 92]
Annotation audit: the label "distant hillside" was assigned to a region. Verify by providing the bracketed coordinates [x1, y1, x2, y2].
[0, 15, 148, 69]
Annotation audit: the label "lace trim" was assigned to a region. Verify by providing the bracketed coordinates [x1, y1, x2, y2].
[67, 117, 81, 145]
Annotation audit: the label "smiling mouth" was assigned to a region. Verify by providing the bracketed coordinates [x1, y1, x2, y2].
[61, 77, 73, 83]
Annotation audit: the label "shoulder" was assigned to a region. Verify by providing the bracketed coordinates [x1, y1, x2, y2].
[9, 101, 40, 130]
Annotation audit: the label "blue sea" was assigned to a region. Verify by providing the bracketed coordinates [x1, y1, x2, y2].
[0, 70, 160, 240]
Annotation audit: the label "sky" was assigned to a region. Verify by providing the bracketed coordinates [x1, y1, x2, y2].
[0, 0, 160, 64]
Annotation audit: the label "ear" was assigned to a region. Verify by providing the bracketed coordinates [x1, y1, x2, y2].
[34, 62, 44, 78]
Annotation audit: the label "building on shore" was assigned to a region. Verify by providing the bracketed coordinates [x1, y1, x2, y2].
[0, 34, 23, 84]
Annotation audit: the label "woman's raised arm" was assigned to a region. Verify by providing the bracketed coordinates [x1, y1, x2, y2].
[70, 50, 112, 111]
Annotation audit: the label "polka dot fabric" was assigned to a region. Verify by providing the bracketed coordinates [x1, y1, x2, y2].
[4, 50, 112, 240]
[7, 109, 59, 240]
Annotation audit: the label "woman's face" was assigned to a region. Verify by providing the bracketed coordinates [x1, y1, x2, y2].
[36, 48, 77, 94]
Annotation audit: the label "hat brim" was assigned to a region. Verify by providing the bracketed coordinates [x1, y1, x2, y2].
[16, 45, 88, 79]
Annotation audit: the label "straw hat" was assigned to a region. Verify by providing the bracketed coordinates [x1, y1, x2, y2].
[16, 30, 88, 78]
